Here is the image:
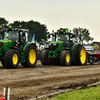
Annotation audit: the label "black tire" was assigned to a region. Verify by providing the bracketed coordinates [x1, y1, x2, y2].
[40, 49, 50, 65]
[89, 56, 93, 65]
[76, 46, 87, 65]
[59, 50, 71, 66]
[4, 49, 20, 69]
[21, 45, 37, 67]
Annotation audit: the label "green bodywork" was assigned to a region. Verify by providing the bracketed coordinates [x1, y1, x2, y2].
[48, 41, 64, 58]
[0, 27, 34, 62]
[46, 31, 76, 60]
[0, 39, 30, 62]
[48, 41, 76, 59]
[0, 40, 13, 60]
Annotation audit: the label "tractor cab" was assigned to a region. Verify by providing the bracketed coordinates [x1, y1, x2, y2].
[48, 29, 75, 47]
[3, 26, 28, 47]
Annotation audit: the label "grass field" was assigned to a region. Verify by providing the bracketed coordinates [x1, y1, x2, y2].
[46, 85, 100, 100]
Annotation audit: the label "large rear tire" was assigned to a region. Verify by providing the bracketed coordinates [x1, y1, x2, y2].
[40, 49, 50, 65]
[4, 49, 20, 69]
[21, 45, 37, 67]
[76, 46, 87, 65]
[59, 50, 71, 66]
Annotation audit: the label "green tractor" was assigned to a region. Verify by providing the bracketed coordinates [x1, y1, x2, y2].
[0, 25, 37, 68]
[40, 29, 87, 66]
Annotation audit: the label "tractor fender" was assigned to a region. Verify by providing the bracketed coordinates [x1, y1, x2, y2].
[62, 47, 72, 55]
[24, 42, 37, 57]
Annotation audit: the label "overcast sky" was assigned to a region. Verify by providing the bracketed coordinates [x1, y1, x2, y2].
[0, 0, 100, 41]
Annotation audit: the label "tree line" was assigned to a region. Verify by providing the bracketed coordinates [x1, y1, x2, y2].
[0, 17, 93, 44]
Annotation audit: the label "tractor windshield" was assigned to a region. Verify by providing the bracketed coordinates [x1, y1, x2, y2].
[56, 34, 69, 41]
[4, 31, 19, 41]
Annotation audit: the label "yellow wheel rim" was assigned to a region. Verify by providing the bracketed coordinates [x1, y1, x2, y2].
[66, 54, 70, 63]
[12, 54, 18, 65]
[80, 48, 86, 64]
[29, 49, 36, 64]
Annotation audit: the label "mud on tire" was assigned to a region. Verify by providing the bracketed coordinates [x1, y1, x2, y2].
[21, 45, 37, 67]
[3, 49, 20, 69]
[59, 50, 71, 66]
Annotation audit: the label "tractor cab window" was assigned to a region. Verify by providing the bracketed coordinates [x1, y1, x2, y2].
[70, 35, 75, 43]
[20, 32, 26, 43]
[56, 34, 69, 41]
[4, 31, 18, 41]
[20, 32, 28, 43]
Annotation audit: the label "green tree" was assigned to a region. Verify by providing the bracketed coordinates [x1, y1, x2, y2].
[73, 27, 94, 45]
[0, 17, 8, 28]
[10, 20, 49, 43]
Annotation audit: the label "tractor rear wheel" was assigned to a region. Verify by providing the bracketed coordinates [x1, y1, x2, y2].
[40, 49, 50, 65]
[4, 49, 20, 69]
[76, 46, 87, 65]
[59, 50, 71, 66]
[21, 45, 37, 67]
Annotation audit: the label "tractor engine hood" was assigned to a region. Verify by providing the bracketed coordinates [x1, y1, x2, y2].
[49, 41, 64, 44]
[0, 40, 12, 43]
[0, 40, 13, 51]
[48, 41, 64, 58]
[48, 41, 64, 51]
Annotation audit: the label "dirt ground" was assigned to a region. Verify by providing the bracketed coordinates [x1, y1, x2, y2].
[0, 63, 100, 100]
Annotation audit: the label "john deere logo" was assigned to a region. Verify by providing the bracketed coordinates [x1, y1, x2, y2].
[94, 46, 99, 50]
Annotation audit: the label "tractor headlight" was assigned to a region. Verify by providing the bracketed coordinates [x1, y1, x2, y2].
[49, 44, 51, 46]
[45, 44, 49, 48]
[53, 43, 57, 46]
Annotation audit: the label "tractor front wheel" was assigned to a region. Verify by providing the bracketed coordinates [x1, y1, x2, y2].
[21, 45, 37, 67]
[59, 50, 71, 66]
[4, 49, 20, 69]
[76, 46, 87, 65]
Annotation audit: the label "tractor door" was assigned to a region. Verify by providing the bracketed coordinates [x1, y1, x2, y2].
[20, 31, 28, 46]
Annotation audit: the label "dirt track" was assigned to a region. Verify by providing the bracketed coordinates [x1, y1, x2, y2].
[0, 63, 100, 100]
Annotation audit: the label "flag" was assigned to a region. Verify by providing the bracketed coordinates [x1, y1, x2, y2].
[32, 34, 35, 42]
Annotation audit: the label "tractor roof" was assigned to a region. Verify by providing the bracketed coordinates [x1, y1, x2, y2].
[2, 28, 28, 32]
[0, 25, 28, 32]
[51, 32, 75, 36]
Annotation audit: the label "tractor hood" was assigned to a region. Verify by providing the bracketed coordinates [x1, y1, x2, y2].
[0, 39, 12, 43]
[0, 39, 13, 52]
[49, 41, 64, 44]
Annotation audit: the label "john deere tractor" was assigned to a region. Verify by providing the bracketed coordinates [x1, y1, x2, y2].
[40, 29, 87, 66]
[0, 26, 37, 68]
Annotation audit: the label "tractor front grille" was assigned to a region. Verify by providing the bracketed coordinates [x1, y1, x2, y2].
[49, 43, 58, 50]
[0, 42, 4, 49]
